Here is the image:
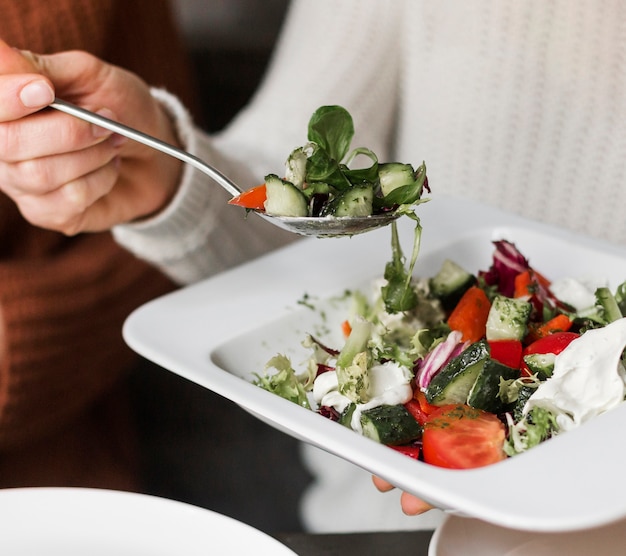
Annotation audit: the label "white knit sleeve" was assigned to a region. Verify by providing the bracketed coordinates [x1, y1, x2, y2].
[112, 88, 296, 285]
[111, 88, 223, 284]
[112, 0, 402, 285]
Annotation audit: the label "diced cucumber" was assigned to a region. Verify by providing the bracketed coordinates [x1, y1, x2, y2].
[511, 384, 537, 421]
[425, 340, 490, 405]
[523, 352, 555, 379]
[264, 174, 308, 217]
[467, 359, 520, 414]
[336, 318, 372, 404]
[378, 163, 416, 196]
[360, 405, 422, 445]
[284, 146, 309, 188]
[485, 295, 532, 341]
[429, 259, 476, 311]
[321, 184, 374, 217]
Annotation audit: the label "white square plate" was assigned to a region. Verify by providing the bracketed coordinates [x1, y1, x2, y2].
[123, 196, 626, 533]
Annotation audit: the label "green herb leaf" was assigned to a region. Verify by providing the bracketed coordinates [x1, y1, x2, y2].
[307, 105, 354, 163]
[381, 217, 423, 313]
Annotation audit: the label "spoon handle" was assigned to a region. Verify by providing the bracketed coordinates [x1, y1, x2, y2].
[49, 98, 242, 197]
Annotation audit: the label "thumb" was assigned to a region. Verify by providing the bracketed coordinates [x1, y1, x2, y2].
[0, 39, 54, 120]
[0, 38, 40, 73]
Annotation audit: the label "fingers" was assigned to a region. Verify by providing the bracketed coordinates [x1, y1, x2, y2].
[0, 39, 56, 120]
[0, 106, 117, 162]
[0, 40, 180, 232]
[14, 152, 121, 234]
[2, 133, 120, 194]
[372, 475, 434, 516]
[399, 492, 434, 516]
[372, 475, 395, 492]
[0, 39, 40, 73]
[0, 75, 54, 121]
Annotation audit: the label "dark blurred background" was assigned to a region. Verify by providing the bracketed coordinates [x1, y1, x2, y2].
[172, 0, 289, 131]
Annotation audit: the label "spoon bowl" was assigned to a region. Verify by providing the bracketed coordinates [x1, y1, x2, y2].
[261, 212, 399, 238]
[49, 98, 398, 238]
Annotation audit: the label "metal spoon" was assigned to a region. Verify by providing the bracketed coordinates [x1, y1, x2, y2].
[49, 98, 398, 238]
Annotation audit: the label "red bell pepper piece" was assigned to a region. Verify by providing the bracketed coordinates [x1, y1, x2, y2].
[228, 184, 267, 210]
[488, 339, 523, 369]
[446, 286, 491, 343]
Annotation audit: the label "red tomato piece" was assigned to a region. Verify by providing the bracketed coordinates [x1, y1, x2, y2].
[404, 399, 429, 425]
[422, 404, 506, 469]
[228, 184, 267, 210]
[521, 331, 579, 376]
[390, 445, 421, 459]
[523, 331, 579, 358]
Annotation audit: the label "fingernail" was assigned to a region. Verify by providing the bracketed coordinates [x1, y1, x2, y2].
[19, 80, 54, 108]
[92, 108, 116, 138]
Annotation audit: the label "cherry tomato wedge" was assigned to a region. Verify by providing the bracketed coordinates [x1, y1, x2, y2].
[422, 404, 506, 469]
[228, 184, 267, 210]
[523, 331, 579, 356]
[389, 445, 421, 459]
[521, 331, 579, 375]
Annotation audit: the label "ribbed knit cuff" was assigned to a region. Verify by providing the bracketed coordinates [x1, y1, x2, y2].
[112, 88, 224, 285]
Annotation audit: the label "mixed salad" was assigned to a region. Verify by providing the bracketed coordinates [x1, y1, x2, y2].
[228, 105, 428, 220]
[255, 238, 626, 469]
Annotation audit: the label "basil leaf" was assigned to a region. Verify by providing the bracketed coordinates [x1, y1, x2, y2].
[306, 146, 352, 190]
[307, 105, 354, 163]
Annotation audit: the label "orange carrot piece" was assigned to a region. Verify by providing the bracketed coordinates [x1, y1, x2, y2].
[514, 269, 550, 298]
[447, 286, 491, 343]
[228, 184, 267, 210]
[341, 320, 352, 338]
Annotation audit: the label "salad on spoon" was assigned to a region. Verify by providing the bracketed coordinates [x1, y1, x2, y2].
[228, 105, 429, 237]
[50, 101, 428, 239]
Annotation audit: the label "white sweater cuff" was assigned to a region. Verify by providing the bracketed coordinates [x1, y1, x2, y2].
[112, 88, 225, 285]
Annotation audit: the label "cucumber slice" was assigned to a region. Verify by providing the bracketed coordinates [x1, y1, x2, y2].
[321, 184, 374, 217]
[429, 259, 476, 311]
[523, 352, 555, 379]
[511, 384, 537, 421]
[425, 340, 490, 405]
[378, 163, 415, 196]
[467, 359, 520, 414]
[486, 295, 532, 341]
[360, 405, 422, 445]
[264, 174, 308, 217]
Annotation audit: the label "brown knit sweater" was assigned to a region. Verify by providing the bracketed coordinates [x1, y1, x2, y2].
[0, 0, 196, 490]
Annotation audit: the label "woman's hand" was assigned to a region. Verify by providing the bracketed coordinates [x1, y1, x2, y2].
[372, 476, 435, 515]
[0, 39, 183, 233]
